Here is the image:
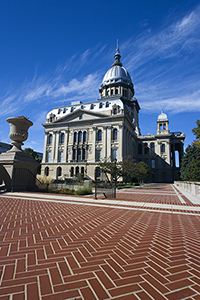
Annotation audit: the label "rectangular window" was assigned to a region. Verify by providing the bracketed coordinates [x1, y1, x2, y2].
[112, 149, 117, 160]
[161, 144, 165, 153]
[46, 151, 51, 162]
[58, 151, 63, 162]
[97, 150, 101, 161]
[152, 160, 155, 168]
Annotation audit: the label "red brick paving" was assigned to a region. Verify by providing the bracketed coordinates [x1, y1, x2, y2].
[0, 184, 200, 299]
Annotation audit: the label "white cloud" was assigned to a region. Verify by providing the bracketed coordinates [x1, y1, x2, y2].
[141, 89, 200, 114]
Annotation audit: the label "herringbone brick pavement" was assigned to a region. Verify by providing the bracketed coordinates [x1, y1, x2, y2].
[0, 184, 200, 299]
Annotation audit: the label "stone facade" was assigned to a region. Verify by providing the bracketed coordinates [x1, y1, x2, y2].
[41, 48, 185, 182]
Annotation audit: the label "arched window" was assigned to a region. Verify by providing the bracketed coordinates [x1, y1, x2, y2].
[111, 89, 114, 95]
[57, 167, 62, 177]
[48, 134, 52, 145]
[115, 88, 118, 95]
[70, 167, 74, 177]
[150, 143, 155, 154]
[45, 167, 49, 176]
[74, 132, 77, 143]
[97, 130, 102, 142]
[78, 131, 82, 143]
[106, 101, 109, 107]
[83, 131, 87, 143]
[113, 128, 118, 141]
[99, 102, 103, 108]
[81, 167, 84, 174]
[76, 166, 79, 174]
[90, 104, 94, 109]
[138, 144, 142, 155]
[60, 133, 64, 144]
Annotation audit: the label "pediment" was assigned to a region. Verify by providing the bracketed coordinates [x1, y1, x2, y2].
[53, 109, 108, 124]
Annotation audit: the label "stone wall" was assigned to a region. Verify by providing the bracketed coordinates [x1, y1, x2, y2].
[174, 181, 200, 197]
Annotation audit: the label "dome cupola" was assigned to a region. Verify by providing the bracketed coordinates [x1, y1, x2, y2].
[157, 110, 170, 135]
[99, 45, 134, 99]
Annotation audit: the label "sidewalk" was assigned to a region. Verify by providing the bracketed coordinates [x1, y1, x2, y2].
[0, 184, 200, 300]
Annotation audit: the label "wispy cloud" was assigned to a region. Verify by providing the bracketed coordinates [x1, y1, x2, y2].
[0, 5, 200, 122]
[122, 5, 200, 72]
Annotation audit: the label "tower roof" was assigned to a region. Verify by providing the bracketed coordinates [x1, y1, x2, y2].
[158, 110, 168, 121]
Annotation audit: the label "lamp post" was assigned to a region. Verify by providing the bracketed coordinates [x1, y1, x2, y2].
[113, 158, 117, 199]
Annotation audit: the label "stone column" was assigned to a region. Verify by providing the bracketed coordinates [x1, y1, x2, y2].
[166, 141, 170, 165]
[42, 132, 48, 163]
[118, 124, 123, 160]
[107, 126, 112, 158]
[103, 126, 107, 159]
[63, 129, 69, 162]
[92, 127, 97, 162]
[54, 131, 60, 162]
[51, 131, 57, 162]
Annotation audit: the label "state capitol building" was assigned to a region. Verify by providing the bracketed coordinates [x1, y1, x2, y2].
[41, 47, 185, 183]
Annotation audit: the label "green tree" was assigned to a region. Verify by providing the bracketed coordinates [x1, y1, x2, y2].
[122, 155, 137, 183]
[134, 161, 151, 183]
[192, 119, 200, 147]
[180, 144, 200, 181]
[99, 156, 151, 184]
[24, 148, 42, 174]
[99, 157, 122, 180]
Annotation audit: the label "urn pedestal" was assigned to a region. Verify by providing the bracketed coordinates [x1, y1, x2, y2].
[0, 117, 39, 192]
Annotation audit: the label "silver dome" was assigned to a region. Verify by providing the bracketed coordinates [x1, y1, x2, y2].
[101, 65, 132, 87]
[158, 111, 168, 120]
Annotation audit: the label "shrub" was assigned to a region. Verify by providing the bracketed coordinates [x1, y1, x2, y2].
[75, 186, 93, 195]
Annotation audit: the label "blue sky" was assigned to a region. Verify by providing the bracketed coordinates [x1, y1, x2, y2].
[0, 0, 200, 153]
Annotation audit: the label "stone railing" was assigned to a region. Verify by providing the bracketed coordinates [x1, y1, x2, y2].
[174, 181, 200, 197]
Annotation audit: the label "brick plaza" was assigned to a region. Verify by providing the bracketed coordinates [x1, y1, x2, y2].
[0, 184, 200, 300]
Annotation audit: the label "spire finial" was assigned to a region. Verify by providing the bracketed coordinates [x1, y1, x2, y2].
[112, 40, 122, 67]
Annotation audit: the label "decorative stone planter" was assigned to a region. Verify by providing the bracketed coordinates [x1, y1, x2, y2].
[6, 117, 33, 151]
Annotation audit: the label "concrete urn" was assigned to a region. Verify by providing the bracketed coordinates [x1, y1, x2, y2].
[6, 117, 33, 151]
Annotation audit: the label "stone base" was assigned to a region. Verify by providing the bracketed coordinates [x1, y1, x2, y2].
[0, 149, 39, 192]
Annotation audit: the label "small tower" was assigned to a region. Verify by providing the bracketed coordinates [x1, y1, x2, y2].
[157, 110, 170, 135]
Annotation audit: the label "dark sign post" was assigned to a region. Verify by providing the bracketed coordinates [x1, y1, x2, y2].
[94, 168, 97, 199]
[113, 159, 117, 199]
